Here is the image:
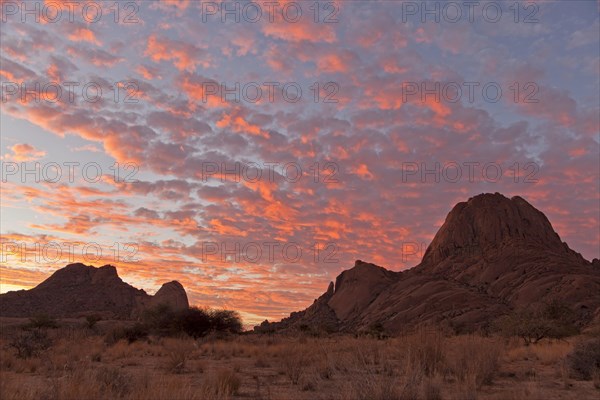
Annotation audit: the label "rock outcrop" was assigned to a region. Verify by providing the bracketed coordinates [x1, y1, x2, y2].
[151, 281, 189, 311]
[257, 193, 600, 334]
[0, 263, 189, 319]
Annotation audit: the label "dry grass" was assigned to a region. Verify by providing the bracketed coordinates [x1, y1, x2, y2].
[1, 320, 599, 400]
[447, 335, 503, 388]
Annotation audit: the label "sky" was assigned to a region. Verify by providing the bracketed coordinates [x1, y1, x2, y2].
[0, 0, 599, 326]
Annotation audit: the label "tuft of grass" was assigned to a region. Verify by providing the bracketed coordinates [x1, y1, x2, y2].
[281, 345, 310, 385]
[448, 335, 502, 388]
[201, 369, 241, 399]
[404, 329, 446, 377]
[164, 339, 194, 374]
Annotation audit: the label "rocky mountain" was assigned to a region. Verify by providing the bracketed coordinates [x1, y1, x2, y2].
[0, 263, 189, 319]
[256, 193, 600, 334]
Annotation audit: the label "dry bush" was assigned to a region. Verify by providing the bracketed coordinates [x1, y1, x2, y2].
[104, 340, 135, 361]
[95, 366, 131, 397]
[505, 341, 535, 362]
[346, 373, 400, 400]
[104, 323, 149, 345]
[404, 329, 446, 377]
[26, 314, 58, 329]
[0, 346, 16, 370]
[200, 369, 241, 399]
[567, 337, 600, 380]
[354, 338, 384, 366]
[495, 301, 579, 345]
[127, 374, 200, 400]
[199, 337, 243, 360]
[422, 377, 442, 400]
[85, 314, 102, 330]
[529, 340, 572, 365]
[448, 335, 503, 388]
[592, 368, 600, 389]
[37, 365, 130, 399]
[9, 330, 52, 358]
[315, 348, 335, 380]
[281, 345, 311, 384]
[559, 359, 571, 389]
[164, 338, 195, 373]
[254, 356, 270, 368]
[0, 377, 41, 400]
[455, 378, 478, 400]
[399, 367, 424, 400]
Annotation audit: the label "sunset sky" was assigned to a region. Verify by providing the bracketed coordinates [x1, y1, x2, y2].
[1, 0, 598, 325]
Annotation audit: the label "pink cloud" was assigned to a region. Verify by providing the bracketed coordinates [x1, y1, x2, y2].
[3, 143, 46, 161]
[145, 35, 211, 71]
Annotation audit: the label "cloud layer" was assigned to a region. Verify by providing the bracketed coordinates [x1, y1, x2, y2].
[1, 1, 598, 325]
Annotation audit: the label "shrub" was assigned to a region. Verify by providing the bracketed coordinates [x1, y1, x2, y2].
[142, 303, 177, 335]
[365, 322, 389, 339]
[215, 369, 241, 396]
[105, 323, 148, 345]
[140, 305, 243, 338]
[209, 309, 243, 334]
[406, 331, 445, 377]
[567, 338, 600, 380]
[496, 300, 579, 345]
[26, 314, 58, 330]
[449, 336, 502, 387]
[201, 369, 241, 397]
[85, 315, 101, 330]
[9, 330, 52, 358]
[166, 350, 187, 374]
[282, 346, 309, 385]
[123, 323, 149, 343]
[96, 366, 131, 397]
[178, 307, 212, 338]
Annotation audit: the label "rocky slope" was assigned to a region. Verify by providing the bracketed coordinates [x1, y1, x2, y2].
[0, 263, 189, 319]
[256, 193, 600, 334]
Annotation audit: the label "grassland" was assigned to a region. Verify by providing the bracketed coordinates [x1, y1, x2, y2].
[1, 318, 599, 400]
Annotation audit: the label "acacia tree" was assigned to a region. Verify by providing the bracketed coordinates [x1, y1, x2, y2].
[496, 300, 579, 345]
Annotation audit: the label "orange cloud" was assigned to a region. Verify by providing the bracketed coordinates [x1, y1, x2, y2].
[68, 27, 101, 45]
[262, 2, 337, 44]
[216, 113, 270, 139]
[354, 164, 374, 180]
[136, 64, 162, 80]
[145, 35, 210, 71]
[3, 143, 46, 162]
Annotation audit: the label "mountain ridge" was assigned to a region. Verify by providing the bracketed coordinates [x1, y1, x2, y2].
[256, 193, 600, 334]
[0, 263, 189, 319]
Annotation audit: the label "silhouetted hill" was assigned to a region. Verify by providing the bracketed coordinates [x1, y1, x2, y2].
[0, 263, 189, 319]
[256, 193, 600, 334]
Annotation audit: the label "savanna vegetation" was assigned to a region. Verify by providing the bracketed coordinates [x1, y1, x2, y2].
[1, 308, 599, 400]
